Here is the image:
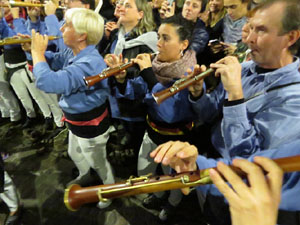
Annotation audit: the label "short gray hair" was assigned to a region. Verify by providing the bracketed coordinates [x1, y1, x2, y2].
[65, 8, 104, 45]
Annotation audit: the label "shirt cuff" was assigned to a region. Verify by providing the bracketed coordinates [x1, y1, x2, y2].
[223, 98, 244, 107]
[223, 102, 248, 122]
[32, 62, 50, 78]
[139, 67, 158, 90]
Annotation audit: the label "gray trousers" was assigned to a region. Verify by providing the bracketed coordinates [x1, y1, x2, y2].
[7, 62, 51, 119]
[0, 55, 21, 121]
[68, 126, 115, 185]
[137, 131, 182, 206]
[0, 172, 19, 212]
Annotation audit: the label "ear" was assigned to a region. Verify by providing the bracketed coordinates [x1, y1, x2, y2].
[181, 39, 189, 51]
[78, 33, 88, 42]
[138, 10, 144, 20]
[286, 30, 300, 49]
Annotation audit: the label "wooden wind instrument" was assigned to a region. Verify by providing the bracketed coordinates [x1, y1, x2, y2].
[152, 67, 214, 105]
[64, 155, 300, 211]
[0, 0, 66, 9]
[83, 52, 158, 87]
[0, 36, 61, 46]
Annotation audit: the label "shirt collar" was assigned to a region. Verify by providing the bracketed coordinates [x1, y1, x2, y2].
[68, 45, 95, 64]
[249, 57, 300, 84]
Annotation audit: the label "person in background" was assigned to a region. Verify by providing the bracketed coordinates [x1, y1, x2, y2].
[160, 0, 209, 56]
[31, 8, 115, 209]
[150, 0, 165, 27]
[0, 152, 22, 225]
[0, 49, 21, 127]
[98, 0, 116, 21]
[198, 0, 226, 90]
[201, 0, 226, 40]
[209, 0, 249, 58]
[0, 8, 52, 129]
[98, 0, 123, 53]
[222, 0, 248, 43]
[11, 5, 64, 131]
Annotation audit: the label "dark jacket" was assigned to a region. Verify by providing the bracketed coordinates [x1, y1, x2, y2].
[191, 19, 209, 55]
[206, 18, 224, 41]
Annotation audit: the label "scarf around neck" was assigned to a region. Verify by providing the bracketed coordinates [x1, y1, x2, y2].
[152, 50, 197, 86]
[114, 27, 158, 55]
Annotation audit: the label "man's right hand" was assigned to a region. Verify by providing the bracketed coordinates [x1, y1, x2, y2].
[187, 65, 206, 98]
[210, 56, 243, 101]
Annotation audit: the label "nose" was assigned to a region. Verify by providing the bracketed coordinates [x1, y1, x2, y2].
[157, 38, 162, 49]
[245, 28, 256, 45]
[119, 4, 125, 12]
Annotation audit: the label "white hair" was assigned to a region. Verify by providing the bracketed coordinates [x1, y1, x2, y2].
[65, 8, 104, 45]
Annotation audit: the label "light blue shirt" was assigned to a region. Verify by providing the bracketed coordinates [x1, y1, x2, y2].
[44, 15, 66, 51]
[195, 140, 300, 211]
[33, 45, 109, 114]
[192, 58, 300, 159]
[222, 15, 247, 43]
[114, 69, 197, 123]
[0, 18, 19, 50]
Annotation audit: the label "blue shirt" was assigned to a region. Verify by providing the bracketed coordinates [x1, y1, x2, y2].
[0, 18, 19, 50]
[44, 15, 66, 51]
[222, 15, 247, 43]
[191, 58, 300, 159]
[33, 45, 109, 114]
[13, 18, 47, 35]
[114, 69, 197, 123]
[195, 140, 300, 211]
[13, 17, 59, 59]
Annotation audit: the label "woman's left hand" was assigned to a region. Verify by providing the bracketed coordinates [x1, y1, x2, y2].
[132, 53, 152, 71]
[104, 53, 123, 68]
[104, 54, 128, 83]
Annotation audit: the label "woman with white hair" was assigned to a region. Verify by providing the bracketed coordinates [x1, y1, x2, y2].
[31, 8, 115, 209]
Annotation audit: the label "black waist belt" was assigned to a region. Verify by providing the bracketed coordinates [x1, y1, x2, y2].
[6, 64, 33, 83]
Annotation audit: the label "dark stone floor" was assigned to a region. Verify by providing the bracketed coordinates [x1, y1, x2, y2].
[0, 119, 207, 225]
